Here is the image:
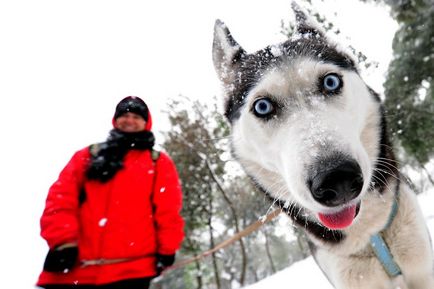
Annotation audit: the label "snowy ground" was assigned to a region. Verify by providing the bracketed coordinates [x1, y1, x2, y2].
[243, 190, 434, 289]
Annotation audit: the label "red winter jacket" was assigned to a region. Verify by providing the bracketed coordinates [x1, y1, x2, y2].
[37, 113, 184, 286]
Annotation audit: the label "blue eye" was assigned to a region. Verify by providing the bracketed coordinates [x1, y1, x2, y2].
[322, 74, 342, 92]
[253, 98, 275, 117]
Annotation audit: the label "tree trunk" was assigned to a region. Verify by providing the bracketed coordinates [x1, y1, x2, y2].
[194, 260, 203, 289]
[294, 227, 310, 258]
[422, 164, 434, 186]
[184, 238, 204, 289]
[205, 159, 248, 286]
[208, 197, 221, 289]
[249, 264, 259, 283]
[264, 233, 276, 273]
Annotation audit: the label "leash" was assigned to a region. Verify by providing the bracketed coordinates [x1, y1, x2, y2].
[165, 208, 282, 271]
[369, 187, 402, 277]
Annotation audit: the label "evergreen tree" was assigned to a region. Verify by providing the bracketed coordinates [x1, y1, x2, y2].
[160, 96, 248, 288]
[160, 96, 225, 289]
[381, 0, 434, 165]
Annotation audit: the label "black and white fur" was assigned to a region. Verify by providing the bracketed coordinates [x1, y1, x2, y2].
[212, 4, 434, 289]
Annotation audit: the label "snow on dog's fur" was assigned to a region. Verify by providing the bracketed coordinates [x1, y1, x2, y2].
[212, 3, 434, 289]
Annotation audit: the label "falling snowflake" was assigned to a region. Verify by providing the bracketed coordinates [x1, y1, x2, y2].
[98, 218, 108, 227]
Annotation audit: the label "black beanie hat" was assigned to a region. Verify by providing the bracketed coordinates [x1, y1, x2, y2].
[114, 96, 149, 121]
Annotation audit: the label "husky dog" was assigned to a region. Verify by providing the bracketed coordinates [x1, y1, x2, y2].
[212, 4, 434, 289]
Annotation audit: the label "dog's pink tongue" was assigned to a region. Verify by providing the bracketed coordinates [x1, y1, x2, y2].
[318, 205, 357, 230]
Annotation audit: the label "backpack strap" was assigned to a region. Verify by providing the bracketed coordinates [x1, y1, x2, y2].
[151, 149, 160, 163]
[149, 150, 160, 213]
[89, 143, 101, 157]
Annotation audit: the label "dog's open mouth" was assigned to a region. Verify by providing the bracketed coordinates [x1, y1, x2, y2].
[317, 203, 360, 230]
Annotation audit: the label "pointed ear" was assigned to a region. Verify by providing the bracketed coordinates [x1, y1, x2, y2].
[212, 19, 246, 85]
[291, 2, 325, 38]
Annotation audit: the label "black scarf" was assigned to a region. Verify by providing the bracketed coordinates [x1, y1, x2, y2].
[86, 129, 155, 182]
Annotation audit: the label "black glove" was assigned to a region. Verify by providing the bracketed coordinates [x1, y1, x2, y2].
[155, 254, 175, 275]
[43, 245, 79, 273]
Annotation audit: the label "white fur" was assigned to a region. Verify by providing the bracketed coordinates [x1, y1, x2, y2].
[234, 59, 374, 215]
[214, 45, 434, 289]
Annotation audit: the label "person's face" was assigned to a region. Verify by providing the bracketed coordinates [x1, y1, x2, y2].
[115, 112, 146, 132]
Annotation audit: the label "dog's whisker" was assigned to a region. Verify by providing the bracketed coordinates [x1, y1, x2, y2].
[371, 174, 395, 195]
[377, 155, 402, 165]
[371, 171, 395, 189]
[373, 168, 400, 183]
[375, 157, 403, 169]
[375, 156, 400, 165]
[373, 160, 399, 171]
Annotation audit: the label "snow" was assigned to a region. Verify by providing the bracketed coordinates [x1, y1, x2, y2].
[98, 218, 108, 227]
[242, 189, 434, 289]
[244, 256, 333, 289]
[270, 45, 284, 57]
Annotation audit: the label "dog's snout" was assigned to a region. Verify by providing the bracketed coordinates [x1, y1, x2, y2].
[310, 160, 363, 207]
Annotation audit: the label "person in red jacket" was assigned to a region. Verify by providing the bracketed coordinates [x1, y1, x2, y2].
[37, 96, 184, 289]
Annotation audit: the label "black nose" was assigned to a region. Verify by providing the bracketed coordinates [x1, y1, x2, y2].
[309, 160, 364, 207]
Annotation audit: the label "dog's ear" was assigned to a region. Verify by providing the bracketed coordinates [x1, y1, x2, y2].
[291, 2, 325, 39]
[212, 19, 246, 86]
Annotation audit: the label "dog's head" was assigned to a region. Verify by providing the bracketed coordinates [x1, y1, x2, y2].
[213, 4, 387, 230]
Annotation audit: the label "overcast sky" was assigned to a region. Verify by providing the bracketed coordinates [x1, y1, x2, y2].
[0, 0, 397, 287]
